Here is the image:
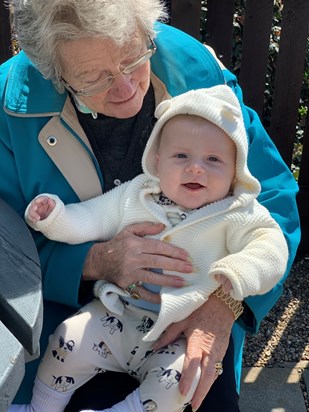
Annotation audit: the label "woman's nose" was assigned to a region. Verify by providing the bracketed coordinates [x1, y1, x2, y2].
[110, 73, 134, 97]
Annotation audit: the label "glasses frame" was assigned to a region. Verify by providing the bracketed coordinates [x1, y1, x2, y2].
[62, 37, 156, 97]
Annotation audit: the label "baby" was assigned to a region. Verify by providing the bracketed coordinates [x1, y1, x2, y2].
[17, 86, 288, 412]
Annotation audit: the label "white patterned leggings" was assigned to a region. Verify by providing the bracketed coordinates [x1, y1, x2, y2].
[37, 298, 201, 412]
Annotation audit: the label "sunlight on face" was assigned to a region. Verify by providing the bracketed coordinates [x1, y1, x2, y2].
[156, 115, 236, 209]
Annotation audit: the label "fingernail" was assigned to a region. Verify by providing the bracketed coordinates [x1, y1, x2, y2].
[183, 263, 193, 272]
[175, 278, 192, 287]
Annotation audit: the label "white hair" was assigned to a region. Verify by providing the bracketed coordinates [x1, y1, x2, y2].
[9, 0, 168, 91]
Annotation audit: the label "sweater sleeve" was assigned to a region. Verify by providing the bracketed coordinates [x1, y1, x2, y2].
[24, 185, 129, 244]
[208, 203, 289, 301]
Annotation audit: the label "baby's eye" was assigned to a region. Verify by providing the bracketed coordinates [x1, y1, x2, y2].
[175, 153, 188, 159]
[208, 156, 220, 162]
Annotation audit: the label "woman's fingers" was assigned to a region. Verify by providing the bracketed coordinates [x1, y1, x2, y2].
[181, 330, 219, 410]
[141, 268, 189, 287]
[153, 295, 235, 411]
[126, 222, 191, 262]
[135, 286, 162, 304]
[83, 222, 193, 290]
[181, 296, 234, 410]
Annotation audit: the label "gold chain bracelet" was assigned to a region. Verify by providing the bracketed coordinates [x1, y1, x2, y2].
[213, 285, 244, 320]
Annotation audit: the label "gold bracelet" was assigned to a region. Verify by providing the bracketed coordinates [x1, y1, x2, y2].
[213, 285, 244, 320]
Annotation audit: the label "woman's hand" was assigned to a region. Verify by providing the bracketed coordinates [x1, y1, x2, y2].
[82, 222, 193, 303]
[153, 294, 235, 411]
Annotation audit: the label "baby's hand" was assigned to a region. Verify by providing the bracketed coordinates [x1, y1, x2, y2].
[27, 196, 56, 223]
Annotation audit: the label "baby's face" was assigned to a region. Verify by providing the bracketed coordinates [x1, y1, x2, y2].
[156, 115, 236, 210]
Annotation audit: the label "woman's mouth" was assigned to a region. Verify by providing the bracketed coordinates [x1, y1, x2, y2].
[112, 89, 137, 105]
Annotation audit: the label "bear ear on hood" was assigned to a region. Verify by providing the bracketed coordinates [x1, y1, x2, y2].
[220, 104, 242, 122]
[155, 99, 172, 120]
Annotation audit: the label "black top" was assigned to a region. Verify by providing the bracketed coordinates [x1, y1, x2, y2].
[73, 84, 156, 303]
[75, 84, 156, 192]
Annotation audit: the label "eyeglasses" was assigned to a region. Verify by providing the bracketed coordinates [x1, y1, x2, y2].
[62, 37, 156, 97]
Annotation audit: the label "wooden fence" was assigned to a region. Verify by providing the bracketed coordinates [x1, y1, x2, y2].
[1, 0, 309, 249]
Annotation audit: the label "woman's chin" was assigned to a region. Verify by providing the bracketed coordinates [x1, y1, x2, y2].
[100, 97, 143, 119]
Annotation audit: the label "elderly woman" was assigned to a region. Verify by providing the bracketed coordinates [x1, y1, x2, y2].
[0, 1, 299, 411]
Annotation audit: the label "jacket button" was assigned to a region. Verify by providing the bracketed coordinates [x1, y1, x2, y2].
[163, 235, 171, 243]
[47, 136, 57, 146]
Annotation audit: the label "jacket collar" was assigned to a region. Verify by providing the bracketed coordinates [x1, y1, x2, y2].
[4, 51, 66, 116]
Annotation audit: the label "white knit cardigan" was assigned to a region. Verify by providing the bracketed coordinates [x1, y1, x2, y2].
[26, 173, 288, 341]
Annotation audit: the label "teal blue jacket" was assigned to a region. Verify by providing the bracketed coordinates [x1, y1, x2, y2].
[0, 23, 300, 401]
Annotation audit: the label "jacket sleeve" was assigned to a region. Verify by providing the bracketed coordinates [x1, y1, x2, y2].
[222, 68, 300, 332]
[0, 136, 93, 309]
[0, 139, 81, 309]
[0, 111, 97, 310]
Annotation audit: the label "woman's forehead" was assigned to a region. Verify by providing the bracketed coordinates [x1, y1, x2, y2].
[58, 32, 145, 75]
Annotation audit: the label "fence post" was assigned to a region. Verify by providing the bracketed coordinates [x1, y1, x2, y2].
[239, 0, 274, 117]
[205, 0, 235, 69]
[0, 2, 12, 64]
[169, 0, 201, 40]
[269, 0, 309, 166]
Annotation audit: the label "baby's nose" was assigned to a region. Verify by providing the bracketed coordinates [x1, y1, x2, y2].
[186, 160, 205, 175]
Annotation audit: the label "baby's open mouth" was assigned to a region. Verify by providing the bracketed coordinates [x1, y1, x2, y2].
[183, 183, 204, 189]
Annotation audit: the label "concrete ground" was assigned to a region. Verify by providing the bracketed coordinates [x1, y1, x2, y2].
[239, 361, 309, 411]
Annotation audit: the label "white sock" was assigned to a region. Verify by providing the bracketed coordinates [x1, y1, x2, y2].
[81, 388, 143, 412]
[8, 377, 72, 412]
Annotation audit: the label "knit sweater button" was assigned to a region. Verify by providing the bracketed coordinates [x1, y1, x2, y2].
[163, 235, 171, 243]
[114, 179, 121, 186]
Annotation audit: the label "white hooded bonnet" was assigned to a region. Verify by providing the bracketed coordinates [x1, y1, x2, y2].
[142, 85, 261, 199]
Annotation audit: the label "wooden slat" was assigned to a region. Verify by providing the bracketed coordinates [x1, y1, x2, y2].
[204, 0, 235, 69]
[269, 0, 309, 166]
[239, 0, 274, 116]
[0, 199, 43, 355]
[0, 322, 25, 411]
[170, 0, 201, 40]
[0, 1, 12, 64]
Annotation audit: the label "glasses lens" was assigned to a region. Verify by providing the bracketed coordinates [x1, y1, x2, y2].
[78, 40, 156, 97]
[78, 76, 113, 97]
[123, 50, 154, 75]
